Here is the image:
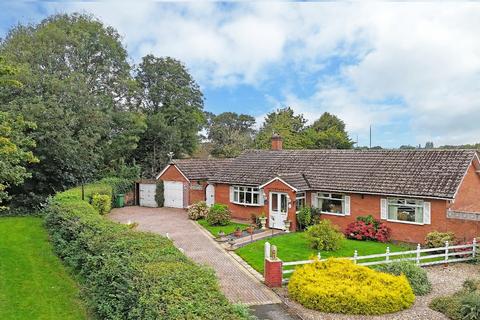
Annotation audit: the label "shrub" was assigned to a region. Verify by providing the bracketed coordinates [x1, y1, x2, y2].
[91, 193, 112, 215]
[461, 292, 480, 320]
[288, 259, 415, 315]
[425, 231, 455, 248]
[43, 183, 250, 320]
[306, 220, 344, 251]
[155, 181, 164, 207]
[430, 296, 463, 320]
[377, 261, 432, 296]
[188, 201, 209, 220]
[344, 215, 391, 242]
[296, 207, 312, 231]
[430, 278, 480, 320]
[101, 177, 133, 207]
[206, 204, 231, 226]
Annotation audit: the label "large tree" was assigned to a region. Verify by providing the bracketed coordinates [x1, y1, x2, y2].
[255, 107, 307, 149]
[303, 112, 353, 149]
[0, 57, 38, 208]
[0, 14, 144, 207]
[134, 55, 205, 176]
[207, 112, 256, 157]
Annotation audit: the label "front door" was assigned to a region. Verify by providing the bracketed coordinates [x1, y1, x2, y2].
[269, 192, 288, 229]
[205, 184, 215, 207]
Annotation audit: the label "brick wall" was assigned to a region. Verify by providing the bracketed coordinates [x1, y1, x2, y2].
[264, 258, 283, 287]
[189, 180, 207, 204]
[450, 163, 480, 212]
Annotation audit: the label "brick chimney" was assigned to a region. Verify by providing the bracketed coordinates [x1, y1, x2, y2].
[271, 133, 283, 150]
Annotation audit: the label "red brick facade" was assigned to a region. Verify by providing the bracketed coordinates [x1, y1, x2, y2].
[264, 259, 283, 287]
[158, 161, 480, 243]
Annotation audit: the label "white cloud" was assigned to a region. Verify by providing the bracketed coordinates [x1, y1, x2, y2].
[19, 1, 480, 145]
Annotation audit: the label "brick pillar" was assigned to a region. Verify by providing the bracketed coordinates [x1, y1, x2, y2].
[264, 258, 283, 287]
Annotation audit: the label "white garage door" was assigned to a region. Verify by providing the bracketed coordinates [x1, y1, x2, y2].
[164, 181, 184, 208]
[139, 183, 157, 207]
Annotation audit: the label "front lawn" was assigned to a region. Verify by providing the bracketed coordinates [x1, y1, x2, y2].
[197, 218, 249, 237]
[0, 217, 88, 320]
[236, 232, 410, 273]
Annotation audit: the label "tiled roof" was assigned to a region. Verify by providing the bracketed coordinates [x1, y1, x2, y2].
[173, 158, 234, 180]
[210, 149, 478, 199]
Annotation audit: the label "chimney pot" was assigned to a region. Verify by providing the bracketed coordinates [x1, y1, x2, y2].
[271, 134, 283, 151]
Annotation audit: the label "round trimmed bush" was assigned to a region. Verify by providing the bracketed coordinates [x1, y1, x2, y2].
[288, 259, 415, 315]
[188, 201, 209, 220]
[206, 203, 231, 226]
[377, 261, 432, 296]
[425, 231, 455, 248]
[306, 220, 344, 251]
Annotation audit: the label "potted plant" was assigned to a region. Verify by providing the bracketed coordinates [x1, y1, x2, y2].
[259, 213, 267, 230]
[234, 227, 243, 237]
[284, 219, 291, 233]
[246, 224, 255, 234]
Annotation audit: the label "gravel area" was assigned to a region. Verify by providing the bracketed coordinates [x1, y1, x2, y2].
[276, 263, 480, 320]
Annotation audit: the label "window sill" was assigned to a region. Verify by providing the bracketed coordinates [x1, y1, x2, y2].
[320, 212, 346, 217]
[386, 219, 424, 226]
[231, 201, 263, 207]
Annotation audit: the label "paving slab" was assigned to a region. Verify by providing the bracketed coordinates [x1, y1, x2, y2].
[109, 206, 281, 306]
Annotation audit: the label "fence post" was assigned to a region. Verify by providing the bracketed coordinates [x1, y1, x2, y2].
[416, 244, 421, 265]
[264, 242, 271, 260]
[353, 250, 358, 264]
[264, 244, 283, 287]
[317, 252, 321, 260]
[445, 241, 449, 264]
[473, 238, 477, 259]
[386, 247, 390, 263]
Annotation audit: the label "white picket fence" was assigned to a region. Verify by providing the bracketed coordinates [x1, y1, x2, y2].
[275, 238, 478, 277]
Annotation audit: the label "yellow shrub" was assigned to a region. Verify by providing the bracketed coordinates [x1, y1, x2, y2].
[288, 259, 415, 315]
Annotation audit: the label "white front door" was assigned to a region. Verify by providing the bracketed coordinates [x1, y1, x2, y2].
[269, 192, 288, 229]
[139, 183, 157, 207]
[206, 184, 215, 207]
[164, 181, 184, 208]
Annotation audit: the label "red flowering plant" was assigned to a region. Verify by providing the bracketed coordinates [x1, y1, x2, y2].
[345, 215, 391, 242]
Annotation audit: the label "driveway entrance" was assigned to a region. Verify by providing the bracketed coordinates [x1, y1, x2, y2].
[109, 206, 281, 306]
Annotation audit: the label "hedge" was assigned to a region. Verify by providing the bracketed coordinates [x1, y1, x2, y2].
[44, 183, 251, 320]
[288, 259, 414, 315]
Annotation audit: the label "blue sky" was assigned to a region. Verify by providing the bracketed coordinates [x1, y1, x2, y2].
[2, 1, 480, 148]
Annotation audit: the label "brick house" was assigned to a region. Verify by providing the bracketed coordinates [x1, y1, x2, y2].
[157, 136, 480, 243]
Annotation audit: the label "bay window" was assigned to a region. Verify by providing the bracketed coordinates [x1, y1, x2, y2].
[232, 186, 261, 205]
[387, 198, 424, 224]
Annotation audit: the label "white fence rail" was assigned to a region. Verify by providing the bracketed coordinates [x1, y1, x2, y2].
[280, 238, 477, 276]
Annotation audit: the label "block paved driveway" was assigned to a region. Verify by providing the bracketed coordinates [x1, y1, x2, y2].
[108, 206, 282, 306]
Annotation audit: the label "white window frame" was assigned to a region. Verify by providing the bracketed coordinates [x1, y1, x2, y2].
[232, 186, 262, 206]
[296, 192, 306, 212]
[386, 198, 425, 225]
[317, 193, 346, 216]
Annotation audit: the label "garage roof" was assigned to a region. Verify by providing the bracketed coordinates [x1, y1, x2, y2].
[164, 158, 234, 180]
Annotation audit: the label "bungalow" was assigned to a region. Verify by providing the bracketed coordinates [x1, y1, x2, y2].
[156, 136, 480, 243]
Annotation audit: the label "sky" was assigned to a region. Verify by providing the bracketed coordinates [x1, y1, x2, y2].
[1, 1, 480, 148]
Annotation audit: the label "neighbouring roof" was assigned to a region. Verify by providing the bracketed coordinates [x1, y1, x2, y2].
[167, 158, 234, 180]
[210, 149, 479, 199]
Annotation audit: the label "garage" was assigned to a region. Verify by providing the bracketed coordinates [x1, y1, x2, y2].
[164, 181, 184, 208]
[139, 183, 157, 207]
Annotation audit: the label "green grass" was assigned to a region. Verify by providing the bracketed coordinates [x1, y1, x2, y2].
[197, 219, 250, 237]
[0, 217, 88, 320]
[236, 232, 410, 273]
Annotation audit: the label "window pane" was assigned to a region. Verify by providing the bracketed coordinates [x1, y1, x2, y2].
[272, 193, 278, 211]
[234, 191, 239, 202]
[331, 194, 343, 199]
[321, 198, 343, 214]
[239, 191, 245, 203]
[280, 194, 287, 213]
[246, 191, 252, 204]
[253, 193, 259, 204]
[296, 198, 305, 211]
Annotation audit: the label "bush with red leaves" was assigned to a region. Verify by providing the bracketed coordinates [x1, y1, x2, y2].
[345, 215, 391, 242]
